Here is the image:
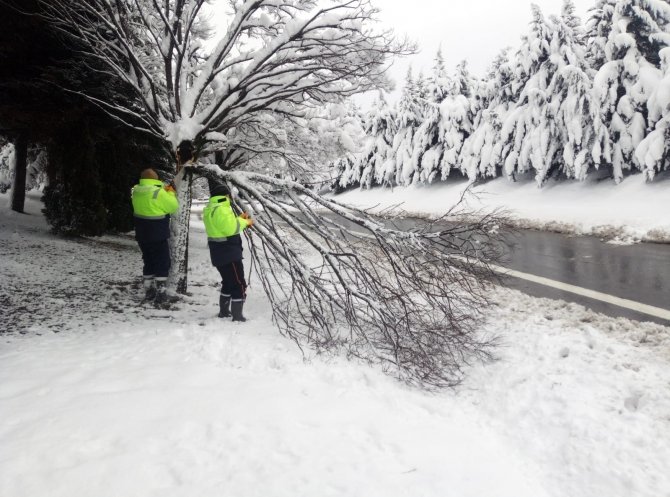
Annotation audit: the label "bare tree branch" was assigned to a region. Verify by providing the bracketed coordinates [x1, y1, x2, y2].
[192, 164, 507, 388]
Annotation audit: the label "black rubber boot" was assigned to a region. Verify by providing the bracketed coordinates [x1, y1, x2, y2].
[143, 276, 156, 301]
[154, 279, 169, 308]
[218, 294, 231, 318]
[231, 300, 246, 322]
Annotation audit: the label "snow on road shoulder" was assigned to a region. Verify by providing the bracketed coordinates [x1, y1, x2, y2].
[336, 174, 670, 243]
[1, 192, 669, 497]
[470, 291, 670, 497]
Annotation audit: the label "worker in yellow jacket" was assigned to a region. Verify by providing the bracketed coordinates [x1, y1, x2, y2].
[131, 168, 179, 305]
[202, 184, 253, 321]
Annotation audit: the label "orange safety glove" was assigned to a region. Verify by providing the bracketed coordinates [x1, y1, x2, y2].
[240, 212, 250, 219]
[164, 184, 176, 194]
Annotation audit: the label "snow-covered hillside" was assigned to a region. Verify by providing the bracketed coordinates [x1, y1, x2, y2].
[1, 193, 669, 497]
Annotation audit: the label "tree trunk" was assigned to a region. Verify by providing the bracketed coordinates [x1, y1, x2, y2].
[10, 133, 28, 213]
[168, 168, 193, 294]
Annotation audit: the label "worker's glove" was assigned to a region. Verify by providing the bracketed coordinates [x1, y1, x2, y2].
[164, 184, 176, 194]
[242, 215, 254, 228]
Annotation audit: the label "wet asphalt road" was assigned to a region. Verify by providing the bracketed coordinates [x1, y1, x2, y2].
[501, 229, 670, 325]
[315, 212, 670, 325]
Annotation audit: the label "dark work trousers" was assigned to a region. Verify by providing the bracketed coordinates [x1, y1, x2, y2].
[216, 261, 247, 301]
[138, 239, 171, 278]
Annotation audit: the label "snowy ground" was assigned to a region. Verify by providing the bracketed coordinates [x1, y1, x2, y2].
[336, 173, 670, 243]
[1, 192, 670, 497]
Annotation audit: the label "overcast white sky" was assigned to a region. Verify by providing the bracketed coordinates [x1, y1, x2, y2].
[367, 0, 595, 104]
[207, 0, 596, 106]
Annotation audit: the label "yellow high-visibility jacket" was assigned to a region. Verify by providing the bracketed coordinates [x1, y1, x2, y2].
[131, 178, 178, 242]
[203, 195, 250, 266]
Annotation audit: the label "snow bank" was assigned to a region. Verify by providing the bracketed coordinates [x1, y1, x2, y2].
[1, 192, 669, 497]
[336, 174, 670, 243]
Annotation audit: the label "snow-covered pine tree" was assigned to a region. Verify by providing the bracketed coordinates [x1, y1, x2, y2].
[461, 49, 515, 179]
[359, 92, 396, 189]
[331, 156, 358, 192]
[591, 0, 670, 182]
[315, 102, 366, 189]
[636, 47, 670, 178]
[411, 56, 474, 184]
[435, 60, 475, 180]
[391, 68, 424, 185]
[415, 71, 430, 114]
[543, 1, 600, 182]
[510, 5, 553, 100]
[429, 47, 451, 103]
[412, 50, 450, 183]
[586, 0, 617, 69]
[453, 60, 474, 98]
[498, 4, 554, 183]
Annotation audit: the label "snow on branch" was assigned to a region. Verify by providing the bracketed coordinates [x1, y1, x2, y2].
[193, 163, 506, 388]
[39, 0, 413, 150]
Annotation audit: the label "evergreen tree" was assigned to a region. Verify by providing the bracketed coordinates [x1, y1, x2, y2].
[591, 0, 670, 182]
[461, 49, 515, 179]
[636, 47, 670, 178]
[391, 68, 424, 185]
[412, 101, 443, 183]
[428, 48, 451, 103]
[542, 2, 599, 182]
[453, 60, 474, 98]
[411, 51, 450, 183]
[587, 0, 618, 69]
[410, 55, 474, 183]
[499, 4, 555, 182]
[359, 92, 396, 189]
[436, 60, 475, 180]
[332, 156, 358, 192]
[497, 2, 600, 185]
[415, 71, 430, 114]
[508, 4, 553, 100]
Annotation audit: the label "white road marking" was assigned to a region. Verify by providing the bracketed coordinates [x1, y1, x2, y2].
[277, 218, 670, 321]
[493, 263, 670, 321]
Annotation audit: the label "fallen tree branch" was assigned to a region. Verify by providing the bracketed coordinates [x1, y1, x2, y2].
[192, 163, 508, 388]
